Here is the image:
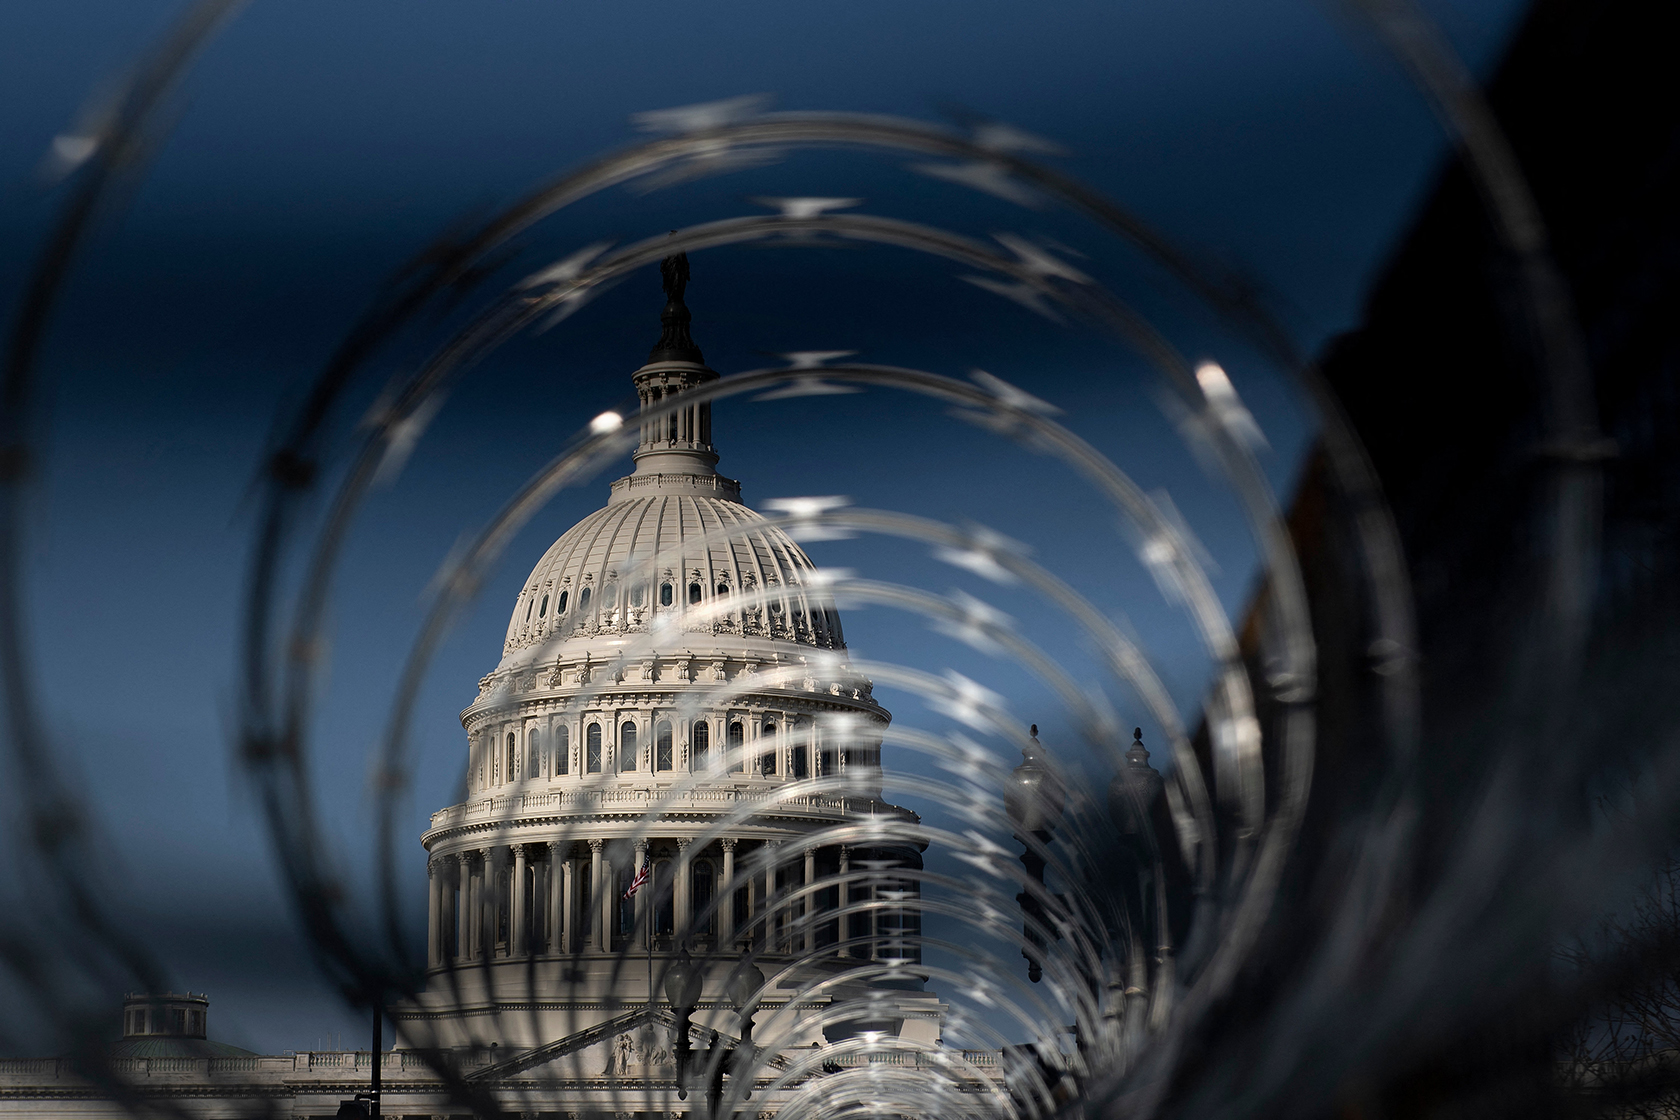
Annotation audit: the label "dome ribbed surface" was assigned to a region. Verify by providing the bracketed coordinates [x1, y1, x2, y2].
[502, 493, 843, 659]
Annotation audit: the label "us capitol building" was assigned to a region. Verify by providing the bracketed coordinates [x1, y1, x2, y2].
[0, 259, 997, 1119]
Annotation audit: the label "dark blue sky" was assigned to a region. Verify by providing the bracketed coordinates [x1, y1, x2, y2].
[0, 0, 1527, 1054]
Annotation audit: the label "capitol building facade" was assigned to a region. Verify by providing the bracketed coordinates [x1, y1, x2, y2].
[0, 261, 991, 1120]
[396, 254, 945, 1064]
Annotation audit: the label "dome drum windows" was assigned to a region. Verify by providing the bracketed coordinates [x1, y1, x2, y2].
[527, 729, 540, 779]
[760, 720, 777, 776]
[557, 589, 569, 614]
[620, 721, 638, 772]
[688, 583, 702, 605]
[579, 586, 592, 612]
[656, 721, 673, 772]
[538, 593, 549, 618]
[555, 724, 570, 775]
[660, 583, 673, 607]
[586, 724, 603, 773]
[727, 721, 744, 773]
[791, 730, 809, 780]
[505, 732, 516, 785]
[692, 720, 709, 771]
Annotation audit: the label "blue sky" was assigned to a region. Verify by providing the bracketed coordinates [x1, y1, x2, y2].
[0, 0, 1528, 1054]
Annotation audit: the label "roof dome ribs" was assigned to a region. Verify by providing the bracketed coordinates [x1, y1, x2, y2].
[500, 254, 846, 656]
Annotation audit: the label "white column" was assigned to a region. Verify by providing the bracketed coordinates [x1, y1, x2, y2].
[633, 840, 650, 950]
[869, 875, 879, 961]
[480, 849, 497, 958]
[838, 846, 851, 958]
[511, 844, 528, 956]
[455, 853, 472, 963]
[589, 839, 605, 951]
[675, 838, 692, 944]
[803, 847, 817, 954]
[426, 858, 443, 968]
[764, 841, 781, 951]
[547, 841, 564, 953]
[720, 838, 736, 945]
[562, 854, 577, 953]
[746, 856, 759, 947]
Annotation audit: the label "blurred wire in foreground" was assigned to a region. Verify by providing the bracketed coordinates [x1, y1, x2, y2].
[1, 0, 1677, 1118]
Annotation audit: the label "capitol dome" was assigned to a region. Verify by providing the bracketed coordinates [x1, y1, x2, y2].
[406, 253, 934, 1060]
[500, 486, 845, 662]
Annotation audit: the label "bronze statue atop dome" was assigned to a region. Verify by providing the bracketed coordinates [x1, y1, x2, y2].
[649, 251, 703, 363]
[659, 251, 689, 303]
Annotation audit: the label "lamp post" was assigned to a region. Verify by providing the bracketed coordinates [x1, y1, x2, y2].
[664, 948, 703, 1099]
[1004, 725, 1065, 983]
[708, 959, 764, 1117]
[1108, 727, 1166, 1046]
[1108, 728, 1163, 838]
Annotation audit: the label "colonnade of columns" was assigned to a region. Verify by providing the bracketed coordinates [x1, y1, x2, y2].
[425, 837, 911, 969]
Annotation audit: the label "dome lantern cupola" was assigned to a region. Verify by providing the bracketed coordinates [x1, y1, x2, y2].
[624, 251, 733, 492]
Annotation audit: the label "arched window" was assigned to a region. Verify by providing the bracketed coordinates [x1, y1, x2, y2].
[728, 721, 744, 773]
[656, 721, 673, 771]
[528, 730, 540, 778]
[620, 721, 638, 772]
[668, 412, 679, 441]
[603, 581, 617, 609]
[692, 721, 709, 771]
[692, 860, 716, 937]
[654, 860, 673, 935]
[506, 732, 516, 783]
[579, 586, 592, 612]
[556, 725, 570, 775]
[688, 583, 702, 604]
[586, 724, 602, 773]
[660, 583, 673, 607]
[791, 732, 808, 780]
[760, 721, 777, 776]
[716, 582, 730, 597]
[525, 598, 534, 621]
[538, 593, 548, 618]
[557, 589, 568, 614]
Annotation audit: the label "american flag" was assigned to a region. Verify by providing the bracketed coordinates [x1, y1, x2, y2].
[622, 862, 650, 900]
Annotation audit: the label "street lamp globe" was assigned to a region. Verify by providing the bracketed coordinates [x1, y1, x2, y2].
[1005, 724, 1065, 838]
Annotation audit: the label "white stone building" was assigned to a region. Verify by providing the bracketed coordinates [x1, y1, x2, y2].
[395, 255, 944, 1069]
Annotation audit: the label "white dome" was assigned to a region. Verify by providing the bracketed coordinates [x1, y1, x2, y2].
[501, 489, 844, 661]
